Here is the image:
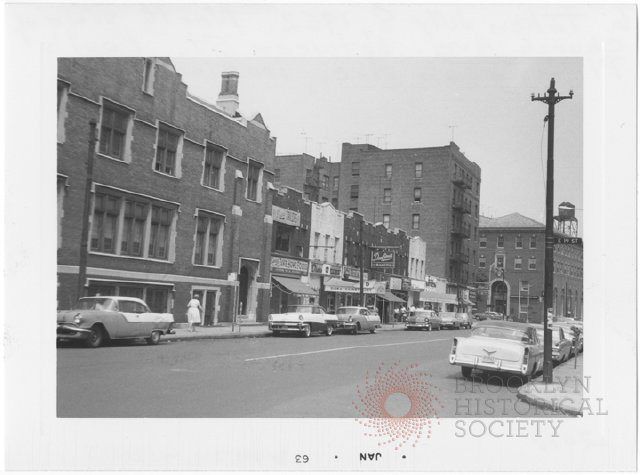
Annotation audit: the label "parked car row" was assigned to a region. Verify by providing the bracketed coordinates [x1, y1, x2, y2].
[449, 319, 584, 381]
[405, 311, 473, 331]
[268, 305, 381, 337]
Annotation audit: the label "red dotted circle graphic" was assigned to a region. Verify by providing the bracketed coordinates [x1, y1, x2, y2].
[353, 362, 443, 450]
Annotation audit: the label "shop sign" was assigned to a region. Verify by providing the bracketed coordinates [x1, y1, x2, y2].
[401, 278, 411, 291]
[371, 247, 396, 268]
[272, 205, 301, 227]
[343, 265, 360, 280]
[389, 276, 402, 290]
[310, 262, 342, 276]
[411, 279, 426, 290]
[425, 275, 447, 294]
[271, 256, 309, 275]
[325, 280, 385, 294]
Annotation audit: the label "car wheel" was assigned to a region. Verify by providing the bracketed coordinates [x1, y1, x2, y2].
[302, 325, 311, 338]
[272, 330, 280, 336]
[351, 326, 358, 335]
[146, 330, 161, 345]
[461, 366, 473, 378]
[326, 325, 333, 336]
[427, 324, 432, 331]
[86, 325, 105, 348]
[369, 326, 376, 334]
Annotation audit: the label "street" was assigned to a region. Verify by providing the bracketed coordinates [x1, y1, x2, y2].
[57, 328, 564, 418]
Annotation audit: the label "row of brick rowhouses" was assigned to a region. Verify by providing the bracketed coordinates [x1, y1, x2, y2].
[57, 57, 454, 324]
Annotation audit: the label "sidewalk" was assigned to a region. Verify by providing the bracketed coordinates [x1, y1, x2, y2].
[517, 353, 584, 416]
[164, 322, 410, 342]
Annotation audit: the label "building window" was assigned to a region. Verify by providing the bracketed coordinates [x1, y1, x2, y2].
[528, 257, 537, 270]
[475, 204, 479, 217]
[383, 188, 391, 203]
[155, 126, 181, 176]
[148, 206, 173, 260]
[385, 164, 392, 179]
[412, 214, 420, 230]
[414, 187, 421, 202]
[99, 102, 130, 160]
[352, 162, 360, 176]
[478, 255, 486, 268]
[382, 214, 390, 228]
[246, 159, 264, 202]
[333, 176, 339, 189]
[121, 200, 148, 256]
[530, 235, 537, 249]
[274, 224, 292, 253]
[274, 168, 281, 183]
[194, 212, 223, 266]
[514, 256, 522, 270]
[91, 193, 121, 254]
[497, 235, 504, 248]
[479, 234, 487, 248]
[515, 235, 523, 249]
[57, 176, 67, 249]
[203, 144, 225, 190]
[350, 184, 359, 199]
[142, 58, 156, 94]
[520, 281, 529, 292]
[415, 162, 423, 178]
[496, 255, 505, 268]
[57, 81, 69, 143]
[322, 175, 329, 190]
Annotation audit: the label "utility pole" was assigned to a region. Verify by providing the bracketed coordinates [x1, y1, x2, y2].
[77, 120, 97, 301]
[359, 218, 364, 306]
[532, 77, 573, 383]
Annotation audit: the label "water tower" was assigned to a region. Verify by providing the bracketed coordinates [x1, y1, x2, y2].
[554, 202, 578, 237]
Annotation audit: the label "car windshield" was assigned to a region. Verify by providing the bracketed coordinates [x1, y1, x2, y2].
[336, 307, 359, 315]
[412, 311, 432, 317]
[78, 297, 117, 311]
[472, 325, 530, 342]
[287, 305, 313, 313]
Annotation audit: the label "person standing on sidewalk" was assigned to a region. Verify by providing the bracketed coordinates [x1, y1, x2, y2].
[186, 294, 203, 332]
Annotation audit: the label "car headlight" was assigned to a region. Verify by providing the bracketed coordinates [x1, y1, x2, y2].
[348, 315, 353, 322]
[299, 315, 304, 321]
[423, 318, 430, 323]
[73, 315, 82, 324]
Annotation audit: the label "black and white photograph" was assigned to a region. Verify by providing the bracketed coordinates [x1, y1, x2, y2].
[4, 2, 637, 472]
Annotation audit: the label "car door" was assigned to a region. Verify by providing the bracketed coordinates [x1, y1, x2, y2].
[359, 308, 370, 329]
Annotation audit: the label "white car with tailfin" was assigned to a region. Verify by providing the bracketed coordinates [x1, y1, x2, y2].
[449, 320, 543, 380]
[268, 304, 339, 337]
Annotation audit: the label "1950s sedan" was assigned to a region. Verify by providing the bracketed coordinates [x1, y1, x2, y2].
[335, 306, 381, 334]
[57, 296, 174, 348]
[449, 321, 543, 380]
[406, 309, 442, 331]
[532, 324, 572, 363]
[268, 305, 339, 337]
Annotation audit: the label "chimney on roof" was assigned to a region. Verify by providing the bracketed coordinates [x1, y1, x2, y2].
[216, 71, 239, 116]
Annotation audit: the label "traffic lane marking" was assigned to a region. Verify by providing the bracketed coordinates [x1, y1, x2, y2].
[244, 338, 450, 362]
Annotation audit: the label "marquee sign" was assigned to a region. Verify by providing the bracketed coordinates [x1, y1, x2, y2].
[371, 246, 396, 268]
[270, 256, 309, 275]
[271, 205, 301, 227]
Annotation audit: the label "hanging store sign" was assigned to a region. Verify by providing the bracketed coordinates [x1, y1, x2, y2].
[343, 265, 360, 281]
[271, 205, 301, 227]
[389, 277, 402, 290]
[411, 279, 426, 290]
[270, 256, 309, 275]
[401, 278, 412, 291]
[310, 261, 342, 277]
[371, 247, 396, 268]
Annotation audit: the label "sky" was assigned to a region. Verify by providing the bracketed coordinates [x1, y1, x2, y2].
[172, 57, 582, 229]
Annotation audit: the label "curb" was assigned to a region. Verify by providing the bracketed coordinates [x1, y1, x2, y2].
[164, 331, 272, 342]
[516, 388, 583, 416]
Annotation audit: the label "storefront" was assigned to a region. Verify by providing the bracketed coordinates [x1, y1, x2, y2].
[376, 290, 406, 323]
[407, 279, 426, 308]
[269, 256, 316, 314]
[419, 275, 458, 312]
[323, 277, 385, 313]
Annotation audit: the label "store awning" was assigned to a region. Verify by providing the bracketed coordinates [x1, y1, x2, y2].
[272, 276, 318, 296]
[377, 291, 406, 303]
[419, 291, 458, 304]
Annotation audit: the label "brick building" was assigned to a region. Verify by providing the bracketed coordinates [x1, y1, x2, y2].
[57, 58, 276, 323]
[477, 211, 583, 322]
[337, 142, 482, 299]
[274, 154, 341, 206]
[269, 187, 316, 313]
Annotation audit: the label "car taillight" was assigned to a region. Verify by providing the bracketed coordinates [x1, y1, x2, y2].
[299, 315, 304, 321]
[521, 348, 530, 374]
[451, 338, 458, 355]
[268, 315, 273, 322]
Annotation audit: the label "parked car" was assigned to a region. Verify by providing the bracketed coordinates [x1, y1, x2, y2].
[485, 311, 506, 321]
[473, 312, 488, 321]
[449, 320, 544, 380]
[406, 309, 441, 331]
[532, 324, 572, 363]
[557, 324, 583, 355]
[268, 305, 339, 337]
[335, 306, 381, 334]
[456, 312, 473, 329]
[57, 296, 174, 348]
[439, 312, 461, 329]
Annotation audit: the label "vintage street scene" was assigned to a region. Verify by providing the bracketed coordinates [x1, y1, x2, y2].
[57, 57, 584, 419]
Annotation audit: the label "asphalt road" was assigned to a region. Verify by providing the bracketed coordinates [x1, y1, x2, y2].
[57, 328, 553, 418]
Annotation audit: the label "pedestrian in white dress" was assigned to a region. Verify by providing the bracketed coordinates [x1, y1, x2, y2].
[186, 295, 203, 333]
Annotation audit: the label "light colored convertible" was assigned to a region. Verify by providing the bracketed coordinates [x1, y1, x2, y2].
[449, 321, 543, 380]
[335, 306, 381, 334]
[57, 296, 174, 348]
[268, 305, 339, 337]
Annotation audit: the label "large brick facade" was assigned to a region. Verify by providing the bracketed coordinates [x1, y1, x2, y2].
[337, 142, 482, 288]
[274, 154, 340, 206]
[57, 57, 276, 323]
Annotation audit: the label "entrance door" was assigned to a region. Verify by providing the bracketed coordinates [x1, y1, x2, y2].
[238, 266, 249, 315]
[203, 290, 216, 326]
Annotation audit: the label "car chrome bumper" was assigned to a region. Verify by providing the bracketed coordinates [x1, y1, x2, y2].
[57, 324, 92, 340]
[269, 322, 307, 332]
[406, 322, 430, 328]
[450, 355, 525, 375]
